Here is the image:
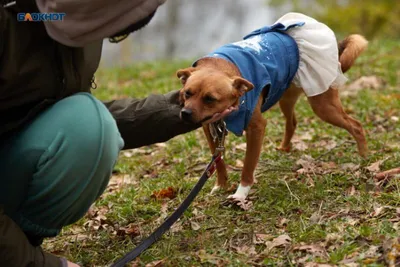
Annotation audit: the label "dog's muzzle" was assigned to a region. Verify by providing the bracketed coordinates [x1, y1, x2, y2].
[180, 108, 193, 122]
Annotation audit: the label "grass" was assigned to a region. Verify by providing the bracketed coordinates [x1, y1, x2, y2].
[43, 39, 400, 266]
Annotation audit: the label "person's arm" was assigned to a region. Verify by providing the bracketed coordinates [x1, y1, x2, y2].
[104, 90, 238, 150]
[34, 0, 166, 47]
[104, 90, 200, 149]
[0, 207, 66, 267]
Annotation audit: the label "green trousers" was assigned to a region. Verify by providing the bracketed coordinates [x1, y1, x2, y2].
[0, 93, 124, 245]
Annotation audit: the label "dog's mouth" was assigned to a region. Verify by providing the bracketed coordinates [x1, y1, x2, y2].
[180, 103, 239, 124]
[199, 104, 239, 124]
[199, 115, 214, 124]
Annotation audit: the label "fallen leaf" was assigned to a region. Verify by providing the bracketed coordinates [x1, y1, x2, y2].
[309, 211, 321, 225]
[364, 245, 380, 258]
[325, 233, 342, 245]
[155, 143, 167, 148]
[300, 132, 313, 141]
[170, 221, 183, 233]
[104, 174, 138, 197]
[391, 116, 399, 122]
[341, 163, 360, 171]
[346, 217, 360, 226]
[145, 259, 166, 267]
[276, 217, 289, 229]
[320, 140, 337, 150]
[304, 263, 334, 267]
[196, 249, 227, 265]
[236, 199, 253, 211]
[346, 185, 357, 196]
[366, 159, 387, 173]
[293, 140, 309, 151]
[253, 233, 273, 244]
[190, 221, 201, 231]
[117, 223, 140, 238]
[235, 143, 247, 151]
[265, 234, 292, 252]
[189, 163, 209, 173]
[370, 205, 385, 217]
[235, 159, 244, 168]
[232, 245, 257, 256]
[295, 155, 338, 176]
[296, 155, 316, 173]
[155, 201, 169, 224]
[382, 237, 400, 266]
[123, 151, 134, 158]
[342, 76, 385, 97]
[293, 244, 329, 259]
[151, 187, 177, 200]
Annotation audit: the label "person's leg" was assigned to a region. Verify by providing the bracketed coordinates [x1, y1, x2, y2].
[0, 92, 124, 245]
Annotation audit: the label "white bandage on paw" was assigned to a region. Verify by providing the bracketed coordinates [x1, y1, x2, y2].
[227, 184, 251, 200]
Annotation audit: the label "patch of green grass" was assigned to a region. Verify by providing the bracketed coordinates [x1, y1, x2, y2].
[43, 39, 400, 266]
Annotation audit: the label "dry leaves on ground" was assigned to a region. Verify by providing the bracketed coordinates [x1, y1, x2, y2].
[222, 198, 254, 211]
[103, 174, 138, 197]
[117, 223, 140, 238]
[145, 258, 166, 267]
[293, 243, 329, 260]
[151, 186, 177, 200]
[291, 131, 314, 151]
[295, 155, 338, 177]
[264, 234, 292, 253]
[341, 75, 386, 97]
[253, 233, 273, 244]
[365, 158, 387, 173]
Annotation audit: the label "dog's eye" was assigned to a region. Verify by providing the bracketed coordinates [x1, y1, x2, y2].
[185, 90, 193, 99]
[203, 95, 217, 104]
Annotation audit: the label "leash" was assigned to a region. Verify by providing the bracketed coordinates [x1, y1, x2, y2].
[111, 120, 227, 267]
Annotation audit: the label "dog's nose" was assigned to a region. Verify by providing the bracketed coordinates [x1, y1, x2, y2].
[181, 108, 193, 122]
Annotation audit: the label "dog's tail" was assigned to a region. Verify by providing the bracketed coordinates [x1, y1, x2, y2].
[338, 34, 368, 73]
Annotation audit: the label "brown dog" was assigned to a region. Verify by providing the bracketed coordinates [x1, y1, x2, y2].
[177, 26, 368, 201]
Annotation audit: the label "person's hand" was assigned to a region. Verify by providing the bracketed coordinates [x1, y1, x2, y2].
[207, 105, 238, 123]
[66, 260, 80, 267]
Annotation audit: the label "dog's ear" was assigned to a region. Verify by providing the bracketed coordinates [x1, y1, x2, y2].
[176, 67, 195, 85]
[232, 76, 254, 97]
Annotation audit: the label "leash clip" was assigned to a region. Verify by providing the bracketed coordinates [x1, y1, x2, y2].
[210, 120, 227, 158]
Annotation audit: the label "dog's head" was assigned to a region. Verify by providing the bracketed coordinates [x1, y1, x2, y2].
[177, 67, 254, 124]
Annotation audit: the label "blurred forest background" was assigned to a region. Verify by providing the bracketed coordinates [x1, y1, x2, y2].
[99, 0, 399, 68]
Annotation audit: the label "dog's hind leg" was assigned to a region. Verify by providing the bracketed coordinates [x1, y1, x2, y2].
[277, 85, 303, 152]
[203, 124, 229, 194]
[228, 97, 267, 200]
[307, 87, 367, 157]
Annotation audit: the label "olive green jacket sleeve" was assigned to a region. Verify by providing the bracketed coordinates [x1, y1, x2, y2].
[0, 207, 64, 267]
[104, 90, 201, 150]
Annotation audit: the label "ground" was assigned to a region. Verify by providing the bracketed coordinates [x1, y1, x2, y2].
[43, 39, 400, 266]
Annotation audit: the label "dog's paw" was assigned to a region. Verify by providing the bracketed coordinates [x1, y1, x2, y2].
[210, 185, 222, 195]
[276, 145, 291, 153]
[227, 184, 251, 201]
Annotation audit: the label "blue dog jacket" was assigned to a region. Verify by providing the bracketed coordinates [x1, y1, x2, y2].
[194, 22, 304, 136]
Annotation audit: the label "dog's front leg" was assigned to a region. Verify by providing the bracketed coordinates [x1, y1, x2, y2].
[228, 99, 266, 200]
[203, 124, 229, 194]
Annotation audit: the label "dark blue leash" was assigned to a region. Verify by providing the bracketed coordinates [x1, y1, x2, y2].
[111, 152, 222, 267]
[111, 120, 227, 266]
